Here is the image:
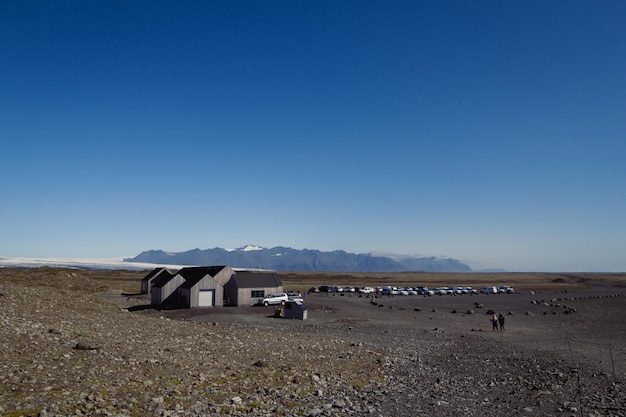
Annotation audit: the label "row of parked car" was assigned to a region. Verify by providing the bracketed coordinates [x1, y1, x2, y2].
[309, 285, 515, 296]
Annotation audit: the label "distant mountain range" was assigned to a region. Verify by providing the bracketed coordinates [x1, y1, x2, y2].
[124, 245, 472, 273]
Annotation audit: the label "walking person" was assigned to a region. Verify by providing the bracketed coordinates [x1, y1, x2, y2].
[498, 313, 505, 331]
[492, 313, 499, 331]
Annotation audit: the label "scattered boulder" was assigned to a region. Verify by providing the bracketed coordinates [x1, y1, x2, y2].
[74, 342, 99, 351]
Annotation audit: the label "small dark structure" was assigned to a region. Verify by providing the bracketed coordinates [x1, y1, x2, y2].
[282, 300, 308, 320]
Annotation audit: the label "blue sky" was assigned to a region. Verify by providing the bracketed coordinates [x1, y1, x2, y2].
[1, 1, 625, 272]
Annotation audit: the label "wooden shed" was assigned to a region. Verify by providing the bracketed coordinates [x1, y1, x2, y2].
[224, 271, 283, 306]
[176, 266, 234, 308]
[150, 270, 185, 307]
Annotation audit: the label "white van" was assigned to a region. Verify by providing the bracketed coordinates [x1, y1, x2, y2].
[261, 293, 288, 306]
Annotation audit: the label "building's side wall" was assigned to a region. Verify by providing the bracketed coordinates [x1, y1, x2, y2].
[141, 269, 166, 294]
[235, 285, 284, 307]
[190, 275, 224, 307]
[214, 266, 234, 286]
[150, 287, 161, 305]
[151, 275, 185, 306]
[179, 287, 192, 308]
[223, 283, 238, 306]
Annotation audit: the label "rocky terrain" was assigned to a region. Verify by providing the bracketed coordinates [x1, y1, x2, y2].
[1, 267, 625, 417]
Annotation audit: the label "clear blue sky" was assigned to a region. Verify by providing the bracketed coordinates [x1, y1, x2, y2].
[2, 1, 625, 272]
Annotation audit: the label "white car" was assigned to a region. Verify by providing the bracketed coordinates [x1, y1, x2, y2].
[463, 286, 478, 294]
[359, 287, 374, 294]
[261, 293, 289, 306]
[435, 287, 452, 295]
[287, 292, 304, 302]
[498, 286, 515, 294]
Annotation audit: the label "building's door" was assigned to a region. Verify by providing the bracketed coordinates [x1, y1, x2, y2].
[198, 289, 214, 307]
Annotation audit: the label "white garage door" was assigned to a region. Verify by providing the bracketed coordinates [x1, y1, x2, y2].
[198, 290, 214, 307]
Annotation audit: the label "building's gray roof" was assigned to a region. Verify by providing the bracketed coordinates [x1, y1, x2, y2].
[150, 270, 177, 288]
[228, 272, 282, 289]
[178, 266, 227, 289]
[141, 267, 169, 282]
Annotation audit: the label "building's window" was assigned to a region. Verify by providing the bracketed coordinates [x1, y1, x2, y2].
[251, 290, 264, 298]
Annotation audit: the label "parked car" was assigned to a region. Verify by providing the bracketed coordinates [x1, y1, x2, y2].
[261, 293, 289, 306]
[359, 287, 374, 294]
[480, 286, 498, 294]
[435, 287, 452, 295]
[498, 286, 515, 294]
[287, 292, 304, 302]
[416, 287, 434, 296]
[461, 286, 477, 294]
[308, 287, 319, 293]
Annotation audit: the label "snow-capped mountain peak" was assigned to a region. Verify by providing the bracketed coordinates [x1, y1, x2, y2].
[239, 245, 265, 252]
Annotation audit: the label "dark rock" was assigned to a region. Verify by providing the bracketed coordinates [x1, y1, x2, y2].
[74, 342, 99, 351]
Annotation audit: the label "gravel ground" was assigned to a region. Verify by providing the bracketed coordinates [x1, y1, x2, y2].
[1, 268, 625, 417]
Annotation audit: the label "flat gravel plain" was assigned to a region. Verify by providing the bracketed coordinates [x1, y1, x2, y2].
[1, 268, 625, 417]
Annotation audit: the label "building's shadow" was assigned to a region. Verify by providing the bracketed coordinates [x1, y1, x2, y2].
[127, 305, 154, 312]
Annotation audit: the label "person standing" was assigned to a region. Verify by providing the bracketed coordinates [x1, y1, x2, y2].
[492, 313, 499, 331]
[498, 313, 505, 331]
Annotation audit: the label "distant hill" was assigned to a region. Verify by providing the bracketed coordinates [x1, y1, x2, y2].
[124, 245, 472, 273]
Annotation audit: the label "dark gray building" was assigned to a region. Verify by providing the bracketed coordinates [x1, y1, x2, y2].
[224, 272, 283, 306]
[176, 266, 234, 307]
